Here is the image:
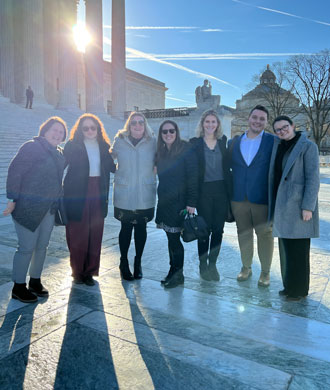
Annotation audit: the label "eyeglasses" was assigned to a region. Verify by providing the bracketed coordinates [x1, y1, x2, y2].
[274, 124, 289, 134]
[82, 126, 97, 132]
[161, 129, 176, 135]
[131, 120, 144, 126]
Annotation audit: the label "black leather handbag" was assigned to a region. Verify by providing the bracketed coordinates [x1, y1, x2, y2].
[181, 214, 209, 243]
[55, 197, 68, 226]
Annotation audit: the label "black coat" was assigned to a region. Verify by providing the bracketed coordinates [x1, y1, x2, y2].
[7, 136, 65, 232]
[63, 139, 116, 221]
[155, 141, 198, 228]
[189, 136, 231, 201]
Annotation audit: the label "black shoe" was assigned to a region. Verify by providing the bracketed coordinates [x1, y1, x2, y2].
[208, 263, 220, 281]
[164, 269, 184, 289]
[84, 275, 95, 286]
[73, 277, 84, 284]
[161, 267, 174, 285]
[278, 289, 288, 296]
[119, 258, 134, 281]
[28, 278, 49, 297]
[199, 262, 211, 281]
[134, 256, 143, 279]
[12, 283, 38, 303]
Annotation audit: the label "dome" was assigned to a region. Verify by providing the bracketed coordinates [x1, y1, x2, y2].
[260, 64, 276, 84]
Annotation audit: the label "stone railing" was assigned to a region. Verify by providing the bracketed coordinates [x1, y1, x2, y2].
[125, 107, 192, 119]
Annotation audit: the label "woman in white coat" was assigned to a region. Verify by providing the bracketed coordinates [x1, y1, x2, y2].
[269, 115, 319, 301]
[111, 112, 156, 281]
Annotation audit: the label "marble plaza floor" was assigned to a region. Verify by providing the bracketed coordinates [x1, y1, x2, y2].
[0, 167, 329, 390]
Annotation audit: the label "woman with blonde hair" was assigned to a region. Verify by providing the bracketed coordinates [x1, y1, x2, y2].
[190, 110, 230, 281]
[111, 112, 156, 280]
[63, 114, 116, 285]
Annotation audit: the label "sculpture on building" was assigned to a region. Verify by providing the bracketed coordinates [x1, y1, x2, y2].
[195, 79, 220, 109]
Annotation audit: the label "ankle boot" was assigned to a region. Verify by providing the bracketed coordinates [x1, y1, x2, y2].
[199, 256, 211, 281]
[208, 263, 220, 281]
[119, 258, 134, 281]
[12, 283, 38, 303]
[161, 266, 175, 285]
[133, 256, 143, 279]
[29, 277, 49, 297]
[164, 268, 184, 289]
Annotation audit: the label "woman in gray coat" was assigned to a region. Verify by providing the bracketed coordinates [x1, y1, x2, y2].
[111, 112, 156, 281]
[269, 115, 319, 301]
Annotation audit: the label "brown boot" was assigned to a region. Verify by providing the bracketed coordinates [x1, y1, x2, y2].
[258, 271, 270, 287]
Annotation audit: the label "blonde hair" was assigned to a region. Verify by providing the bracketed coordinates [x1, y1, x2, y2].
[116, 111, 154, 139]
[195, 109, 223, 139]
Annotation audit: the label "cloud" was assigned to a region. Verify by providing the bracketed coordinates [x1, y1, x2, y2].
[103, 25, 198, 30]
[104, 36, 239, 89]
[201, 29, 224, 32]
[232, 0, 330, 27]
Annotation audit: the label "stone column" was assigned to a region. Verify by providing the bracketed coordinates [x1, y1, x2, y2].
[0, 0, 15, 102]
[85, 0, 105, 113]
[57, 0, 79, 110]
[111, 0, 126, 119]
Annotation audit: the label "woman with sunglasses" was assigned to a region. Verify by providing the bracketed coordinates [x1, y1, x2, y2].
[63, 114, 116, 285]
[111, 112, 156, 280]
[155, 121, 198, 288]
[269, 115, 319, 301]
[190, 110, 230, 281]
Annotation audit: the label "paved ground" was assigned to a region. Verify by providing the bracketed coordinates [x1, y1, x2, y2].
[0, 101, 330, 389]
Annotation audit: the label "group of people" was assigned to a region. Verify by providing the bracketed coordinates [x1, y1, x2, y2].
[4, 104, 319, 304]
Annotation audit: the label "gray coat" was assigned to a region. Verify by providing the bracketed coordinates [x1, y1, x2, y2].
[268, 133, 319, 238]
[111, 133, 156, 210]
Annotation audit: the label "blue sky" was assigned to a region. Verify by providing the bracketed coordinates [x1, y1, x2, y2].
[78, 0, 330, 108]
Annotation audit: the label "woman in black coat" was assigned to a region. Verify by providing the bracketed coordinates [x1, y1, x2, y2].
[63, 114, 116, 285]
[190, 110, 230, 281]
[4, 116, 67, 303]
[155, 120, 198, 288]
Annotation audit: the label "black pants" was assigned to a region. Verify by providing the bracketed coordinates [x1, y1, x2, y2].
[119, 221, 147, 260]
[26, 97, 33, 109]
[197, 181, 228, 263]
[278, 238, 310, 297]
[166, 232, 184, 270]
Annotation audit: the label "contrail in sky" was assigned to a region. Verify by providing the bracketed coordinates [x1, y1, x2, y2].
[232, 0, 330, 27]
[103, 25, 198, 30]
[103, 37, 239, 90]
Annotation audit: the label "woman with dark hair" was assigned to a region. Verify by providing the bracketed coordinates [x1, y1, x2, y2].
[63, 113, 116, 285]
[4, 116, 67, 303]
[190, 110, 230, 281]
[111, 112, 156, 281]
[269, 115, 319, 301]
[155, 120, 198, 288]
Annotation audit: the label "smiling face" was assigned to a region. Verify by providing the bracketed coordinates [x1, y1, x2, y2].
[248, 109, 268, 135]
[161, 122, 177, 149]
[129, 115, 145, 140]
[44, 122, 65, 147]
[273, 120, 295, 141]
[81, 118, 98, 140]
[203, 114, 218, 138]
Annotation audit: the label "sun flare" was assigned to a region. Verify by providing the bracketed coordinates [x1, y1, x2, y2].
[73, 23, 91, 53]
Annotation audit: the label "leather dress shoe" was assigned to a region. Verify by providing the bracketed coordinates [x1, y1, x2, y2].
[258, 271, 270, 287]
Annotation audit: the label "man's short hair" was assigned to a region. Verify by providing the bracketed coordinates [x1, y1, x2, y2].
[249, 105, 269, 119]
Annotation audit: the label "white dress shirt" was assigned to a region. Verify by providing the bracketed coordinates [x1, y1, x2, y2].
[240, 130, 264, 166]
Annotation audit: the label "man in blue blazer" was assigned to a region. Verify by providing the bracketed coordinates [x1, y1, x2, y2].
[229, 105, 274, 287]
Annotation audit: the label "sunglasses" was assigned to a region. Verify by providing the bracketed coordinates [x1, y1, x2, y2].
[82, 126, 97, 132]
[131, 120, 144, 126]
[161, 129, 176, 135]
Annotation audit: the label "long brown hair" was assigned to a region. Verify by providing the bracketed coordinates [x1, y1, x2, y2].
[69, 113, 110, 145]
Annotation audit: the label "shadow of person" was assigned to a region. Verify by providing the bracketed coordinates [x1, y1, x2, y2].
[0, 298, 43, 388]
[53, 283, 119, 389]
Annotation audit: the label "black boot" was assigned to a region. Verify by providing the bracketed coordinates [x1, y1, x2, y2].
[208, 263, 220, 281]
[134, 256, 143, 279]
[199, 256, 211, 281]
[161, 266, 175, 285]
[12, 283, 38, 303]
[164, 268, 184, 289]
[119, 258, 134, 281]
[29, 277, 49, 297]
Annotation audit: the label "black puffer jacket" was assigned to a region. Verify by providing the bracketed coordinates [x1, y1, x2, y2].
[63, 139, 116, 221]
[155, 141, 198, 228]
[6, 136, 65, 232]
